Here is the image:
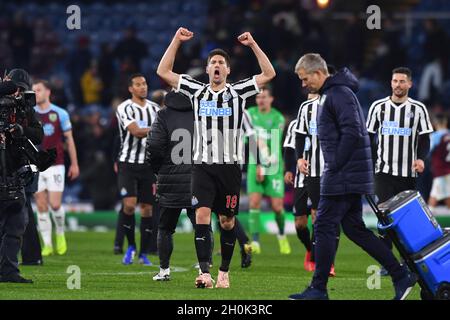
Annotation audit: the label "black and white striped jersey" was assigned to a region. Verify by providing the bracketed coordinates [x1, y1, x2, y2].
[116, 99, 159, 164]
[294, 96, 324, 177]
[284, 119, 310, 188]
[177, 74, 260, 164]
[242, 109, 256, 137]
[366, 96, 434, 177]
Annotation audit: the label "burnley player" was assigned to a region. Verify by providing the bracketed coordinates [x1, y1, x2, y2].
[33, 80, 79, 256]
[429, 114, 450, 210]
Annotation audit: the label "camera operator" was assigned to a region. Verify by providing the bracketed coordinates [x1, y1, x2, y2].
[0, 68, 44, 283]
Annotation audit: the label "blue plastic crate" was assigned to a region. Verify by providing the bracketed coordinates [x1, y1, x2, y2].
[413, 233, 450, 296]
[378, 190, 443, 254]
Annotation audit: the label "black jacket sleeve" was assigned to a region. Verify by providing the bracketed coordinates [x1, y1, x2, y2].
[23, 107, 43, 145]
[369, 133, 377, 167]
[145, 112, 168, 173]
[417, 133, 430, 161]
[295, 132, 306, 160]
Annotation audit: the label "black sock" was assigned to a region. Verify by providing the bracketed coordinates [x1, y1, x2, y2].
[195, 224, 212, 274]
[219, 225, 236, 272]
[158, 228, 173, 269]
[310, 227, 315, 262]
[296, 226, 312, 252]
[234, 218, 249, 251]
[122, 211, 136, 247]
[209, 226, 214, 266]
[139, 216, 153, 255]
[114, 209, 125, 249]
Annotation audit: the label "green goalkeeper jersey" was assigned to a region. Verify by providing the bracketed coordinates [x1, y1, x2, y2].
[246, 106, 285, 174]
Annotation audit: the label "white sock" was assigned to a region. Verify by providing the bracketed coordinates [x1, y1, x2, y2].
[37, 212, 52, 247]
[51, 206, 66, 235]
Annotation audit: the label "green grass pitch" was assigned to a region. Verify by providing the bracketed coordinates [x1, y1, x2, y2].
[0, 231, 420, 300]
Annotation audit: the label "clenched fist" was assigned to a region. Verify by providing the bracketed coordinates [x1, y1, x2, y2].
[237, 32, 255, 47]
[175, 27, 194, 42]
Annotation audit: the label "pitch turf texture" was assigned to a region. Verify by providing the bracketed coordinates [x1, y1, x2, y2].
[0, 231, 420, 300]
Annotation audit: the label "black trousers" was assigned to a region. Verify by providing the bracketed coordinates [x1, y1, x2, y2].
[149, 203, 160, 253]
[0, 190, 28, 277]
[311, 194, 404, 291]
[158, 207, 196, 269]
[21, 192, 42, 264]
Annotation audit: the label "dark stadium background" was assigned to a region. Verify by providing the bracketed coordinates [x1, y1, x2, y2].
[1, 0, 448, 219]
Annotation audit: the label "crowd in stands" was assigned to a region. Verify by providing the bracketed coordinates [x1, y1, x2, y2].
[0, 0, 448, 208]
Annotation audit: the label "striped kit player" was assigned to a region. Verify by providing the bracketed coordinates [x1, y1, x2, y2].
[283, 118, 315, 271]
[115, 73, 159, 267]
[366, 67, 433, 264]
[157, 27, 275, 288]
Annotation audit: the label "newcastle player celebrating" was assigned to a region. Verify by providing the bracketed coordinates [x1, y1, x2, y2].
[157, 27, 275, 288]
[366, 67, 433, 275]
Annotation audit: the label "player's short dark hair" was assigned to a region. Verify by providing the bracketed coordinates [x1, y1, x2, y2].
[392, 67, 412, 80]
[128, 73, 146, 87]
[259, 85, 273, 96]
[33, 79, 51, 90]
[207, 49, 231, 67]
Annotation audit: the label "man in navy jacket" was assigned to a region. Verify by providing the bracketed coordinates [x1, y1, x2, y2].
[289, 53, 417, 300]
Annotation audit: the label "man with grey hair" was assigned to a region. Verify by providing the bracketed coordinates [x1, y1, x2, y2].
[288, 53, 417, 300]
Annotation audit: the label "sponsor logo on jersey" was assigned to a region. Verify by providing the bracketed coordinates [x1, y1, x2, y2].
[381, 121, 412, 136]
[137, 120, 148, 128]
[199, 100, 232, 117]
[43, 123, 55, 136]
[309, 120, 318, 135]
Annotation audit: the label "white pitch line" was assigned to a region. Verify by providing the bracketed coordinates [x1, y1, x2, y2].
[27, 266, 190, 277]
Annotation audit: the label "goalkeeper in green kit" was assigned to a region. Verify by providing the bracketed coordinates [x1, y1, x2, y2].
[246, 87, 290, 254]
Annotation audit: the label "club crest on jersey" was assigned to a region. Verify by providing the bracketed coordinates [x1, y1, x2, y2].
[223, 92, 232, 102]
[199, 100, 232, 117]
[49, 113, 57, 122]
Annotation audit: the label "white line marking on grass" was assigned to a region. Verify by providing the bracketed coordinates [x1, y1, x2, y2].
[29, 266, 189, 277]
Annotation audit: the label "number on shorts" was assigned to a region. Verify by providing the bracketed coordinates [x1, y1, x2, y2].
[54, 174, 62, 184]
[226, 195, 238, 209]
[272, 179, 281, 191]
